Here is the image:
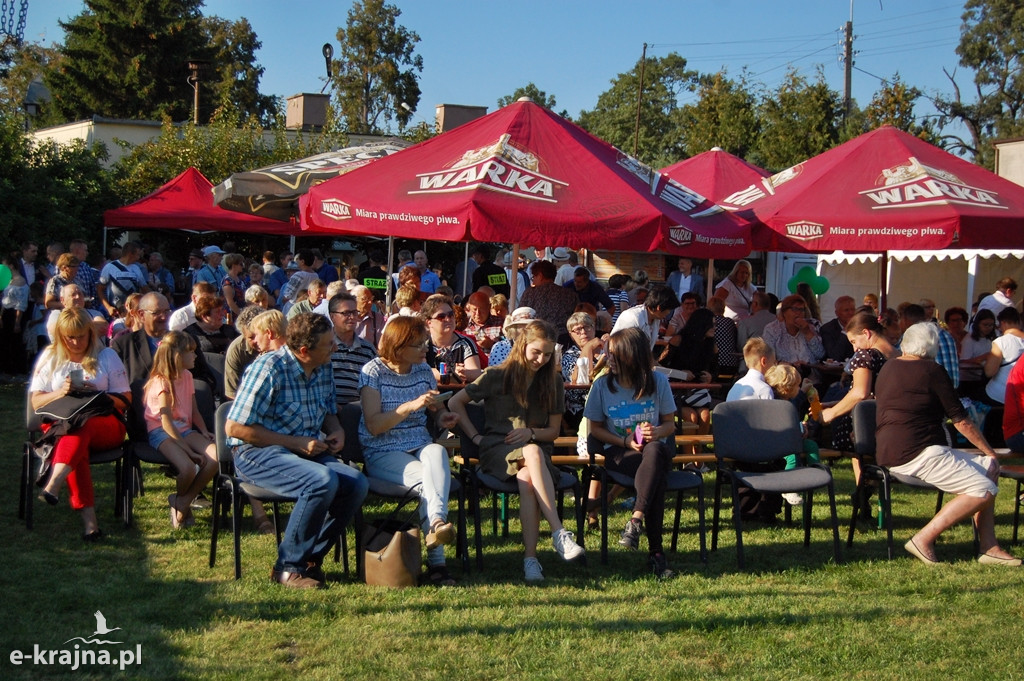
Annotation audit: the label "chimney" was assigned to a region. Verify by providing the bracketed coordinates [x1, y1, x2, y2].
[286, 93, 330, 131]
[435, 104, 488, 133]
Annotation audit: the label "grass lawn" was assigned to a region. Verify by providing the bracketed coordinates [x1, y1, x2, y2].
[3, 381, 1023, 680]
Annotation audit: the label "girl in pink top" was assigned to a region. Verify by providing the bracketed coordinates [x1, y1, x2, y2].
[144, 331, 218, 529]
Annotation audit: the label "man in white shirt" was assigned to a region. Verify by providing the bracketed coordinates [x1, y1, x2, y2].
[552, 248, 577, 287]
[976, 277, 1017, 324]
[96, 241, 149, 317]
[610, 285, 679, 350]
[169, 281, 216, 331]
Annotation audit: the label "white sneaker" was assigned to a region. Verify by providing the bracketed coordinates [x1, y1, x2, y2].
[782, 492, 804, 506]
[524, 557, 544, 582]
[552, 528, 585, 561]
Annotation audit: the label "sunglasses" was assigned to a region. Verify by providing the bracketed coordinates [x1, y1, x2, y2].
[431, 311, 455, 321]
[331, 309, 359, 317]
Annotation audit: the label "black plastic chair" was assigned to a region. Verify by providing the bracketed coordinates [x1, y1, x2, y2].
[20, 394, 131, 530]
[846, 400, 979, 559]
[580, 435, 706, 565]
[335, 402, 468, 577]
[711, 400, 841, 569]
[457, 403, 583, 570]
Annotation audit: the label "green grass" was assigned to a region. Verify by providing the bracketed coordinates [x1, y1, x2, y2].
[4, 380, 1023, 680]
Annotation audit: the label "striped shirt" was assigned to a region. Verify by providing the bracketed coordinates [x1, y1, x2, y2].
[331, 335, 377, 405]
[226, 345, 336, 448]
[358, 358, 435, 456]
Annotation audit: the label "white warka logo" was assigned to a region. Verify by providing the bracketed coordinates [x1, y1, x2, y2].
[861, 157, 1005, 210]
[320, 199, 352, 220]
[411, 134, 567, 203]
[785, 221, 825, 241]
[8, 611, 142, 672]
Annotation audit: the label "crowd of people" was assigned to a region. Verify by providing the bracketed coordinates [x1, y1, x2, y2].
[19, 237, 1024, 584]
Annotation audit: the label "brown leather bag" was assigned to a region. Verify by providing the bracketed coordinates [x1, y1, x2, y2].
[362, 500, 421, 588]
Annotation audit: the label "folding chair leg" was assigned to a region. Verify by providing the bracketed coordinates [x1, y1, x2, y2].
[1013, 480, 1022, 546]
[730, 479, 746, 569]
[696, 484, 707, 564]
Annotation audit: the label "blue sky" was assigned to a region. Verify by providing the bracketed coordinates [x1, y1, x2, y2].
[28, 1, 968, 131]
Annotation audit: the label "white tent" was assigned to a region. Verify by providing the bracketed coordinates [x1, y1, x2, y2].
[816, 250, 1024, 319]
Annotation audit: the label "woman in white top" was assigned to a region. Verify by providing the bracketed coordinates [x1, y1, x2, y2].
[713, 260, 756, 321]
[30, 308, 131, 540]
[984, 308, 1024, 404]
[961, 308, 996, 363]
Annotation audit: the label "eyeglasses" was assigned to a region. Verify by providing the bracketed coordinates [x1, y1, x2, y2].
[431, 311, 455, 321]
[408, 340, 431, 351]
[569, 326, 591, 335]
[786, 306, 807, 313]
[331, 309, 359, 318]
[142, 308, 171, 317]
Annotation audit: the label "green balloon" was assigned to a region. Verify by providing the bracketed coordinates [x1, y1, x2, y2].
[811, 277, 830, 295]
[0, 264, 10, 290]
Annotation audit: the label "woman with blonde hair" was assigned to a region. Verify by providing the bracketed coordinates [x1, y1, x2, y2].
[31, 308, 131, 540]
[714, 259, 756, 320]
[244, 284, 269, 309]
[448, 320, 585, 582]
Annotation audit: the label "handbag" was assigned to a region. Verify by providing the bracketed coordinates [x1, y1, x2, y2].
[362, 495, 422, 588]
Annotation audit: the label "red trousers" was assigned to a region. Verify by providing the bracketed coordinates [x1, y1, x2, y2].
[46, 414, 127, 510]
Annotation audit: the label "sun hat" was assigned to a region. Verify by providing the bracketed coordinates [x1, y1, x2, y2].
[202, 245, 225, 257]
[502, 306, 537, 334]
[188, 248, 204, 259]
[551, 247, 571, 261]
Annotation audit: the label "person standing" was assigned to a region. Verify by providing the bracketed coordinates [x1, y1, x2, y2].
[195, 246, 228, 289]
[414, 250, 442, 294]
[225, 313, 369, 588]
[470, 245, 510, 298]
[975, 277, 1017, 325]
[96, 241, 149, 319]
[713, 260, 756, 321]
[666, 257, 705, 302]
[520, 259, 581, 336]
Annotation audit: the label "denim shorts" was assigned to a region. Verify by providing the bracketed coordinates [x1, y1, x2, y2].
[148, 427, 195, 450]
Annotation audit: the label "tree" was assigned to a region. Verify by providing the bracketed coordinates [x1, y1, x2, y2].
[497, 83, 560, 113]
[330, 0, 423, 134]
[0, 42, 63, 127]
[0, 111, 117, 250]
[201, 17, 280, 126]
[45, 0, 207, 122]
[577, 52, 699, 168]
[752, 68, 842, 171]
[677, 70, 760, 160]
[861, 74, 938, 143]
[933, 0, 1024, 166]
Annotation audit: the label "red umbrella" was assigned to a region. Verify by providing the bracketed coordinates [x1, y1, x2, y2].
[661, 147, 769, 219]
[104, 167, 297, 235]
[300, 100, 749, 257]
[744, 126, 1024, 253]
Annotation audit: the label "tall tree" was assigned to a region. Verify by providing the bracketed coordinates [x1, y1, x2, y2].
[331, 0, 423, 134]
[862, 74, 938, 143]
[752, 68, 842, 171]
[677, 70, 760, 161]
[201, 17, 280, 126]
[933, 0, 1024, 166]
[45, 0, 207, 122]
[498, 83, 559, 111]
[577, 52, 699, 168]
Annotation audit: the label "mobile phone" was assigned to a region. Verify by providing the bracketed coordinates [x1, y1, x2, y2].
[69, 368, 84, 388]
[434, 391, 454, 401]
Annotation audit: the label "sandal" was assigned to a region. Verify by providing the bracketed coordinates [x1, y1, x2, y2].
[422, 564, 457, 587]
[82, 529, 103, 542]
[425, 519, 455, 550]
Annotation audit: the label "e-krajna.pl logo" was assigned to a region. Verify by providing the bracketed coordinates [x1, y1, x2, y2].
[8, 610, 142, 672]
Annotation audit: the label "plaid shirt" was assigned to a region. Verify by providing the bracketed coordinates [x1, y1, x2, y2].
[74, 264, 100, 302]
[935, 324, 960, 389]
[226, 345, 337, 448]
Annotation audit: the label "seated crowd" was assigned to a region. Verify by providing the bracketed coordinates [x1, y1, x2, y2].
[20, 238, 1024, 584]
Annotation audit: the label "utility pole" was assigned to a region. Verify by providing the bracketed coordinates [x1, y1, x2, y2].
[633, 42, 647, 157]
[842, 1, 855, 122]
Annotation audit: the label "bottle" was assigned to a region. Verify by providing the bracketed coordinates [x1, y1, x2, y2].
[804, 384, 822, 421]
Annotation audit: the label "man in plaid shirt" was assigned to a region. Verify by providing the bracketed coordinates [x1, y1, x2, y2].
[226, 313, 368, 589]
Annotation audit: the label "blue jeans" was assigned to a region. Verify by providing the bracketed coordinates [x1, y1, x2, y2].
[233, 444, 368, 572]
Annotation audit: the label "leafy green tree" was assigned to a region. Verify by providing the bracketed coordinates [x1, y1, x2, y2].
[933, 0, 1024, 166]
[498, 83, 560, 112]
[677, 70, 760, 161]
[0, 42, 63, 127]
[330, 0, 423, 134]
[752, 68, 842, 171]
[0, 111, 117, 250]
[45, 0, 207, 122]
[577, 52, 698, 168]
[202, 16, 280, 126]
[861, 74, 938, 143]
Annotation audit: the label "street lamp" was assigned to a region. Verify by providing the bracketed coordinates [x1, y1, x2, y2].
[187, 59, 210, 125]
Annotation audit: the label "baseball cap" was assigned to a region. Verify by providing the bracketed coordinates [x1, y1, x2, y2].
[202, 245, 225, 257]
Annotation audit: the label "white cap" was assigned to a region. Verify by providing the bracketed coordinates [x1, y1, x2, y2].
[551, 247, 571, 260]
[202, 245, 225, 257]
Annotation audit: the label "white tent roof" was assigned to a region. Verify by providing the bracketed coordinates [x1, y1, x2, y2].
[819, 249, 1024, 265]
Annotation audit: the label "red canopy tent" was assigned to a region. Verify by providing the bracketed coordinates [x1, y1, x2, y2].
[300, 100, 750, 258]
[741, 126, 1024, 253]
[660, 147, 769, 222]
[104, 167, 301, 235]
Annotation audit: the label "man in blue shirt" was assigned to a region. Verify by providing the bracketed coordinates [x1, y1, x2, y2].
[226, 313, 368, 588]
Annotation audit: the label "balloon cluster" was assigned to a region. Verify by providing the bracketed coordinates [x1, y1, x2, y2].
[0, 264, 11, 290]
[787, 266, 829, 295]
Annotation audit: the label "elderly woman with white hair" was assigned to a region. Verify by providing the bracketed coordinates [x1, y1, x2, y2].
[875, 321, 1019, 566]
